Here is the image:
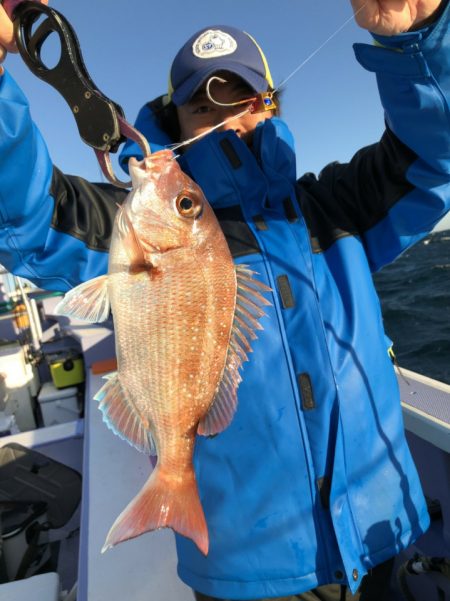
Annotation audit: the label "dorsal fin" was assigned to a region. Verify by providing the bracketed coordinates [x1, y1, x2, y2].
[197, 265, 271, 436]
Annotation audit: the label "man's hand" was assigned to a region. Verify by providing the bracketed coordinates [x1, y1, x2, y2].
[350, 0, 443, 35]
[0, 3, 16, 65]
[0, 0, 48, 74]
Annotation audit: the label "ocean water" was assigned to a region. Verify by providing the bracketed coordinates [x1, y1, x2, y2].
[373, 230, 450, 385]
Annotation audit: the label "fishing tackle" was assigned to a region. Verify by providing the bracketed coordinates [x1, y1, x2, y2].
[205, 76, 277, 114]
[249, 92, 277, 114]
[2, 1, 366, 168]
[1, 0, 150, 187]
[172, 3, 367, 152]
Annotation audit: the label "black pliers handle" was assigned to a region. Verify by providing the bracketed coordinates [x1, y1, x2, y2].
[1, 0, 150, 187]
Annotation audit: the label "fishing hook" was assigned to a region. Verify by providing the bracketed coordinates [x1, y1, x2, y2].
[205, 76, 277, 114]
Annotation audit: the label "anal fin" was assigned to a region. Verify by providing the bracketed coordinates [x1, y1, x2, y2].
[94, 372, 156, 455]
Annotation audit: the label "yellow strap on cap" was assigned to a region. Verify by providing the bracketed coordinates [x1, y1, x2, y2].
[245, 31, 274, 89]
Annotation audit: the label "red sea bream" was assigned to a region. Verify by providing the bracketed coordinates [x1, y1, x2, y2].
[56, 150, 270, 555]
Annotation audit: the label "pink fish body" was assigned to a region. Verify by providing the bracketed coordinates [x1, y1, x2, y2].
[56, 150, 270, 555]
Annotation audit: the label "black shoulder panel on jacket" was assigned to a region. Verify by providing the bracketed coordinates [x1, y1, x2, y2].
[297, 127, 417, 253]
[50, 168, 258, 258]
[50, 167, 128, 252]
[214, 205, 260, 257]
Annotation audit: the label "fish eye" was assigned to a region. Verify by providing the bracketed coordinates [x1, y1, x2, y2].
[180, 198, 193, 211]
[176, 193, 203, 219]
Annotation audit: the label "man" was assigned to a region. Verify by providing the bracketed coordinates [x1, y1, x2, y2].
[0, 1, 449, 600]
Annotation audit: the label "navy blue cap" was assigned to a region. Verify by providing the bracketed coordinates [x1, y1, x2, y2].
[169, 25, 273, 106]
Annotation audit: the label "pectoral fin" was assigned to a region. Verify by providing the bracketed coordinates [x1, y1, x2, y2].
[55, 275, 110, 323]
[116, 205, 151, 270]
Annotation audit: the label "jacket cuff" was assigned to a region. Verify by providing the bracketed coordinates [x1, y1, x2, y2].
[370, 0, 450, 52]
[352, 0, 450, 77]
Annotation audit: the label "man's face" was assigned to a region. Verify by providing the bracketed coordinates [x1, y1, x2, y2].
[176, 72, 274, 146]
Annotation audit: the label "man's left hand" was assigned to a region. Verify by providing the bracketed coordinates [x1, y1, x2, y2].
[350, 0, 443, 35]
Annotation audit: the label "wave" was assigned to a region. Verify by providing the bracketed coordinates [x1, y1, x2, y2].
[373, 231, 450, 384]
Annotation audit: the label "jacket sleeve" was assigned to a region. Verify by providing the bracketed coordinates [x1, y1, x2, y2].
[0, 70, 127, 291]
[310, 1, 450, 272]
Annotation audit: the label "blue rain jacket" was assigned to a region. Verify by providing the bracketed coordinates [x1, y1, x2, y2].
[1, 7, 450, 599]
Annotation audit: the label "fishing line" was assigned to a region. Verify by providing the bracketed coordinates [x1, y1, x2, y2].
[169, 108, 251, 153]
[274, 3, 367, 93]
[170, 3, 367, 154]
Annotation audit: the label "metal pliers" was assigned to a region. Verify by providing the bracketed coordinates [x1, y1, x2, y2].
[1, 0, 150, 187]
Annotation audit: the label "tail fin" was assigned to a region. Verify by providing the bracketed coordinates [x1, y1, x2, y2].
[102, 467, 209, 555]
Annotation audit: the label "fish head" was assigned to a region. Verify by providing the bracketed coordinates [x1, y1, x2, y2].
[123, 151, 216, 257]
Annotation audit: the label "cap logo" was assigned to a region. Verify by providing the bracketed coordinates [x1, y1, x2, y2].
[192, 29, 237, 59]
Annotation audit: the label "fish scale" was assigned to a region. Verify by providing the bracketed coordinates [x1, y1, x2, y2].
[113, 268, 230, 423]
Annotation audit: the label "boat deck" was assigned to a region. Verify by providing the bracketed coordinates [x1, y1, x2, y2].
[398, 367, 450, 453]
[0, 321, 448, 600]
[394, 368, 450, 599]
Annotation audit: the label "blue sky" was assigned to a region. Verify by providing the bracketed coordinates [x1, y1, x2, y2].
[6, 0, 450, 231]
